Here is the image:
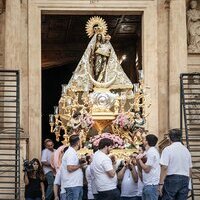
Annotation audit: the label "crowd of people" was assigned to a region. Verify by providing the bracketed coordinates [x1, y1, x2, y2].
[24, 129, 192, 200]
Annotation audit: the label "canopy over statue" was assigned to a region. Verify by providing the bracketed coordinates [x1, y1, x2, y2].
[68, 16, 133, 91]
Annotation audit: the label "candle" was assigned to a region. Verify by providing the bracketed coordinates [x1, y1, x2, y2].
[61, 84, 68, 96]
[54, 106, 59, 115]
[138, 70, 144, 80]
[134, 83, 139, 93]
[49, 114, 54, 123]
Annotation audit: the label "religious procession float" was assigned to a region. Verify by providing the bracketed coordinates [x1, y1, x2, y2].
[49, 16, 151, 159]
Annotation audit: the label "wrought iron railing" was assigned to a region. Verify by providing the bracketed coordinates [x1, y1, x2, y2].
[180, 73, 200, 200]
[0, 70, 20, 200]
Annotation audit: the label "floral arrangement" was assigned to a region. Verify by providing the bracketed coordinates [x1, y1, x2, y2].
[112, 112, 134, 131]
[112, 111, 145, 132]
[89, 132, 125, 149]
[80, 113, 94, 130]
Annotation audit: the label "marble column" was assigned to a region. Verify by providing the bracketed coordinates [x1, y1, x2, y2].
[169, 0, 187, 129]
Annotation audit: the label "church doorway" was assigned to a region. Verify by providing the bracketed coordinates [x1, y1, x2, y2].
[41, 15, 142, 148]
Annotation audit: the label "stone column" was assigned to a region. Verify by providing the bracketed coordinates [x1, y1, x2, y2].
[5, 0, 29, 135]
[20, 0, 29, 140]
[5, 0, 21, 69]
[157, 0, 170, 138]
[143, 1, 159, 135]
[0, 7, 5, 68]
[28, 2, 42, 159]
[169, 0, 187, 128]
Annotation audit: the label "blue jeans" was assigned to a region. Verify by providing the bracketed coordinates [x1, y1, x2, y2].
[120, 197, 141, 200]
[97, 188, 120, 200]
[26, 198, 41, 200]
[45, 171, 55, 200]
[142, 185, 159, 200]
[60, 192, 66, 200]
[94, 194, 99, 200]
[162, 175, 189, 200]
[65, 186, 83, 200]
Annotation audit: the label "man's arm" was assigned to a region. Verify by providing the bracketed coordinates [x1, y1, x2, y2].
[159, 165, 168, 184]
[129, 164, 138, 183]
[103, 157, 116, 178]
[67, 162, 86, 172]
[138, 159, 151, 173]
[41, 150, 51, 167]
[41, 161, 51, 166]
[67, 165, 80, 172]
[67, 165, 81, 172]
[117, 165, 126, 180]
[158, 165, 168, 196]
[53, 184, 60, 200]
[106, 169, 116, 178]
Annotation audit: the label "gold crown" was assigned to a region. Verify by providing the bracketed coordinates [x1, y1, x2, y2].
[85, 16, 108, 38]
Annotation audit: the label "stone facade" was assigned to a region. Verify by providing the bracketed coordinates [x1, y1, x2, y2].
[1, 0, 199, 157]
[0, 0, 5, 68]
[0, 0, 199, 197]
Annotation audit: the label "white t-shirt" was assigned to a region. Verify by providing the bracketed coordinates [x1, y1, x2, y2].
[89, 163, 98, 195]
[85, 165, 95, 199]
[61, 146, 83, 188]
[137, 176, 144, 196]
[91, 150, 117, 192]
[121, 168, 138, 197]
[160, 142, 192, 177]
[142, 147, 160, 186]
[41, 148, 55, 174]
[54, 169, 65, 194]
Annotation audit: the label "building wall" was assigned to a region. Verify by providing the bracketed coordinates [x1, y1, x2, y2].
[2, 0, 196, 156]
[187, 0, 200, 72]
[0, 1, 5, 68]
[1, 1, 199, 197]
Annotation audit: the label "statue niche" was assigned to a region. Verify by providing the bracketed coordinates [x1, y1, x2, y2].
[187, 0, 200, 53]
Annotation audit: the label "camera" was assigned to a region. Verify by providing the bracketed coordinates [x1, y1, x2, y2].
[79, 155, 87, 165]
[23, 159, 33, 172]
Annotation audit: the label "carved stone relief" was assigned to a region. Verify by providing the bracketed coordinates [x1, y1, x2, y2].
[187, 0, 200, 53]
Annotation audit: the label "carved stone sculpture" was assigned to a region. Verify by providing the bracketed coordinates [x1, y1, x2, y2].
[187, 0, 200, 53]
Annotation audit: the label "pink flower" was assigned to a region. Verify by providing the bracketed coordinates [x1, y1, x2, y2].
[89, 132, 125, 149]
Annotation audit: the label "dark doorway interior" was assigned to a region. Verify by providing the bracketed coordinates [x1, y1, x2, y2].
[42, 63, 75, 148]
[41, 14, 142, 148]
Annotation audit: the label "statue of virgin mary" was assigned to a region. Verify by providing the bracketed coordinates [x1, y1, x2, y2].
[67, 16, 133, 91]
